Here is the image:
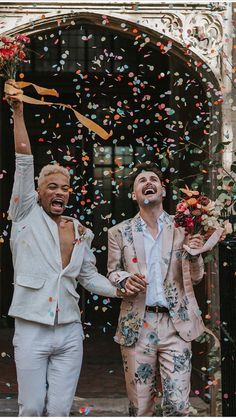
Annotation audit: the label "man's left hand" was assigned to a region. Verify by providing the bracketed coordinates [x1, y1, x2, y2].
[187, 234, 204, 249]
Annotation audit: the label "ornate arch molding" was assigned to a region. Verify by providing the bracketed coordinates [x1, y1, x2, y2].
[0, 2, 227, 82]
[0, 6, 224, 156]
[1, 3, 232, 170]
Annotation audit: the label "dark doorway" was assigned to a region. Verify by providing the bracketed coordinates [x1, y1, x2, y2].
[1, 21, 209, 340]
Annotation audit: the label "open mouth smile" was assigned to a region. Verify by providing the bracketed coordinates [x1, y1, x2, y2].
[143, 186, 157, 195]
[51, 199, 65, 210]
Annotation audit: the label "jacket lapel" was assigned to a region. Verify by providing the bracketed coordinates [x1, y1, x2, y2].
[161, 212, 174, 281]
[25, 206, 62, 272]
[131, 214, 147, 276]
[41, 208, 61, 248]
[62, 220, 86, 274]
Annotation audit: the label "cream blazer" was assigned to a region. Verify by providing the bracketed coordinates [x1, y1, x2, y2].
[8, 154, 117, 325]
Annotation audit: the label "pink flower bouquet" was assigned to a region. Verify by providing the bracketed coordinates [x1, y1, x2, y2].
[174, 185, 232, 255]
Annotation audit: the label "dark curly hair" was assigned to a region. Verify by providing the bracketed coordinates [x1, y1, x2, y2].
[129, 162, 163, 191]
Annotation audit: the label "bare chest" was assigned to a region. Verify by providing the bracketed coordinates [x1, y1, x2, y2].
[58, 220, 75, 269]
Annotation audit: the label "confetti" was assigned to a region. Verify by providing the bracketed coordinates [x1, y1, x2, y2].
[1, 10, 236, 407]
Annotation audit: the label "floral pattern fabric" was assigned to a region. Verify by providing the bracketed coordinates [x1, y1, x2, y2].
[119, 312, 143, 346]
[121, 312, 192, 417]
[107, 211, 206, 416]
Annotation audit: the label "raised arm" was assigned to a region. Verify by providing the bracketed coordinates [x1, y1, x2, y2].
[186, 234, 205, 285]
[5, 80, 31, 155]
[6, 81, 37, 222]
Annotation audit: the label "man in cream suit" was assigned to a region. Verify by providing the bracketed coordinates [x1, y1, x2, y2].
[107, 162, 206, 416]
[6, 81, 120, 417]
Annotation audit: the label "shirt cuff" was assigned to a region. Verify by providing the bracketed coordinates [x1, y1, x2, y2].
[188, 255, 200, 262]
[15, 153, 34, 162]
[116, 278, 128, 293]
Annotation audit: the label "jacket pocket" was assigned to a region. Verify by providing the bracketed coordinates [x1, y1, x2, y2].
[64, 282, 80, 300]
[16, 275, 46, 289]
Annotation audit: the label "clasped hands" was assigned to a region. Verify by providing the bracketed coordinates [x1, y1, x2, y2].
[119, 233, 204, 297]
[120, 273, 148, 297]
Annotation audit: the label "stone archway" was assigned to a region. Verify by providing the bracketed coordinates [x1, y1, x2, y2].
[0, 4, 233, 416]
[0, 4, 228, 169]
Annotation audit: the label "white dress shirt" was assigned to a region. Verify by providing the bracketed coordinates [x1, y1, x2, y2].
[141, 213, 168, 307]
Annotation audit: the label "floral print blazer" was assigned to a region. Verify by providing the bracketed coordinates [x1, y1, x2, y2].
[107, 212, 206, 346]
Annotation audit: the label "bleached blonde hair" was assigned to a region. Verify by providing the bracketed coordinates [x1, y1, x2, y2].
[37, 164, 70, 188]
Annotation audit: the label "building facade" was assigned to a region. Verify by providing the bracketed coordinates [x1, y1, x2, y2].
[0, 1, 235, 415]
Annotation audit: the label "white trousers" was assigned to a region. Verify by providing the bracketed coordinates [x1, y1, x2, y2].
[13, 318, 84, 417]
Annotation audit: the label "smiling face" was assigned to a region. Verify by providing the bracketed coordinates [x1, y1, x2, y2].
[132, 170, 164, 208]
[37, 173, 70, 219]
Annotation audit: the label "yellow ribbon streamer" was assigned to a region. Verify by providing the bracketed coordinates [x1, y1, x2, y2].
[4, 81, 113, 140]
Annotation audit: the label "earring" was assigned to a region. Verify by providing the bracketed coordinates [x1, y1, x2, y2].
[37, 194, 41, 205]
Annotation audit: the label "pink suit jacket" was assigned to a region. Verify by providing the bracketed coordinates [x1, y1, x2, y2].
[108, 212, 207, 347]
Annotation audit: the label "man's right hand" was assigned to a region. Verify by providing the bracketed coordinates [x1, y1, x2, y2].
[5, 80, 23, 113]
[5, 80, 31, 154]
[124, 273, 148, 296]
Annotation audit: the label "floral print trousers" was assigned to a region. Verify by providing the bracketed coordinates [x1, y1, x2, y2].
[121, 312, 192, 416]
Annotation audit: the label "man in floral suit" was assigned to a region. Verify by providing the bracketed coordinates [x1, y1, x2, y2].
[107, 162, 205, 416]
